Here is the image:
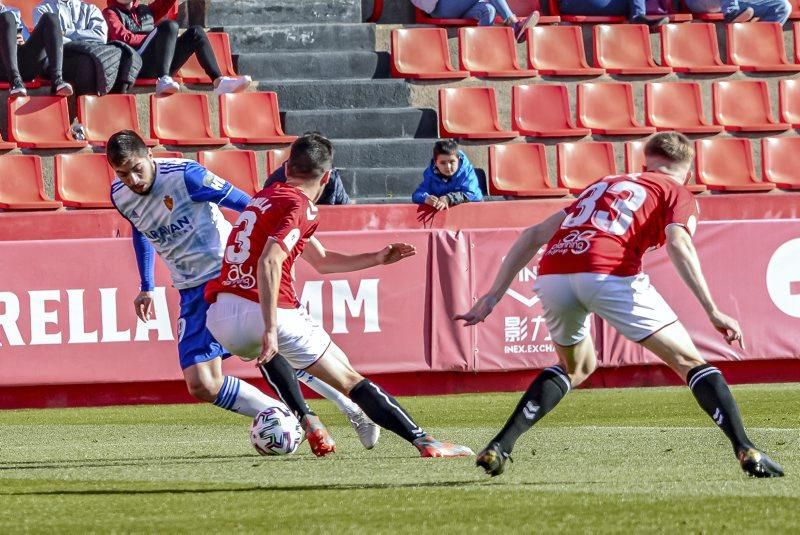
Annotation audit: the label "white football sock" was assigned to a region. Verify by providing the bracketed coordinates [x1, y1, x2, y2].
[295, 369, 361, 415]
[213, 375, 284, 417]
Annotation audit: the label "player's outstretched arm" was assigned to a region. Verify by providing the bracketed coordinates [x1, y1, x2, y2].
[455, 210, 566, 326]
[256, 240, 288, 365]
[131, 226, 156, 321]
[665, 225, 745, 348]
[301, 237, 416, 274]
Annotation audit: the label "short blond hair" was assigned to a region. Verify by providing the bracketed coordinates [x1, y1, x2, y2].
[644, 132, 694, 165]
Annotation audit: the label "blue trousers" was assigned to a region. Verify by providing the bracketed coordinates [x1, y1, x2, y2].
[430, 0, 516, 24]
[684, 0, 791, 23]
[558, 0, 647, 19]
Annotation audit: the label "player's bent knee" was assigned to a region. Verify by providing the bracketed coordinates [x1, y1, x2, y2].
[185, 375, 223, 403]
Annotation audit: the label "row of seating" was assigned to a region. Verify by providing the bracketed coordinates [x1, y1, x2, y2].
[489, 138, 799, 197]
[5, 0, 177, 30]
[0, 148, 292, 210]
[438, 80, 800, 139]
[392, 23, 800, 79]
[2, 92, 295, 149]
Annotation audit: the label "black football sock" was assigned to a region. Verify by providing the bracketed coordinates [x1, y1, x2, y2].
[687, 364, 754, 454]
[492, 365, 572, 454]
[259, 354, 315, 421]
[349, 379, 426, 443]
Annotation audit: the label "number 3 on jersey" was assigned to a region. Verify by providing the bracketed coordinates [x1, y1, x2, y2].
[562, 180, 647, 236]
[226, 211, 257, 264]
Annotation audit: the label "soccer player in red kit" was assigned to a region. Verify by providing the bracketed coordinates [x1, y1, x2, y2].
[456, 132, 783, 478]
[206, 133, 473, 458]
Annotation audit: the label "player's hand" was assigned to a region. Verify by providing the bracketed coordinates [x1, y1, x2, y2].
[378, 243, 416, 265]
[257, 327, 279, 365]
[708, 310, 745, 349]
[454, 294, 499, 326]
[134, 291, 154, 321]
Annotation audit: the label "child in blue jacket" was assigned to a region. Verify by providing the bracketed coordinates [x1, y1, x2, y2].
[413, 140, 483, 210]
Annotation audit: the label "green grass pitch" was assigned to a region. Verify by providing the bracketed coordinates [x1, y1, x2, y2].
[0, 383, 798, 533]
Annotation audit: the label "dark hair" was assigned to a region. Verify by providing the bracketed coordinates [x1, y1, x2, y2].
[287, 133, 334, 180]
[107, 130, 148, 166]
[433, 139, 459, 157]
[644, 132, 694, 165]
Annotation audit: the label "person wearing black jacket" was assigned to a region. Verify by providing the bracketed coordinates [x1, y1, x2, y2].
[265, 164, 351, 205]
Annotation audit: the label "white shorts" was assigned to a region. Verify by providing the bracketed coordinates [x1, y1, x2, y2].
[206, 293, 331, 369]
[533, 273, 678, 346]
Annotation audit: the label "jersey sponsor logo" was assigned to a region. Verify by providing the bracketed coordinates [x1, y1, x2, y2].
[545, 230, 597, 256]
[143, 215, 194, 244]
[283, 228, 301, 251]
[163, 195, 174, 211]
[223, 263, 257, 290]
[203, 171, 227, 191]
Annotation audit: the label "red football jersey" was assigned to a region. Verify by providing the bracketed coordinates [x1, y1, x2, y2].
[537, 172, 699, 277]
[205, 182, 319, 308]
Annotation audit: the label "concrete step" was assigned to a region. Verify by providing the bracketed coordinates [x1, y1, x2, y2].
[256, 79, 411, 110]
[206, 0, 360, 26]
[339, 167, 422, 200]
[237, 51, 390, 80]
[225, 24, 375, 53]
[331, 138, 434, 169]
[283, 108, 438, 139]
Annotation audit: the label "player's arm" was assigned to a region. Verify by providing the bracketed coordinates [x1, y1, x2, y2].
[665, 225, 744, 348]
[301, 236, 416, 274]
[183, 161, 251, 212]
[256, 240, 288, 365]
[455, 210, 567, 326]
[131, 225, 156, 321]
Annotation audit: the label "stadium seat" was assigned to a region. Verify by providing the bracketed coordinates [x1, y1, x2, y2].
[415, 0, 560, 25]
[77, 95, 157, 147]
[266, 147, 291, 176]
[593, 25, 672, 75]
[439, 87, 518, 139]
[0, 155, 62, 210]
[556, 142, 617, 193]
[695, 138, 774, 192]
[390, 28, 469, 79]
[712, 80, 790, 132]
[625, 140, 707, 192]
[218, 92, 297, 144]
[550, 0, 691, 22]
[796, 22, 800, 62]
[177, 32, 237, 84]
[576, 82, 655, 135]
[726, 23, 800, 72]
[512, 84, 589, 137]
[150, 94, 229, 146]
[152, 151, 184, 159]
[197, 150, 260, 196]
[779, 79, 800, 127]
[7, 96, 88, 149]
[791, 0, 800, 19]
[526, 25, 604, 76]
[3, 0, 37, 29]
[678, 0, 722, 20]
[488, 143, 569, 196]
[0, 134, 16, 150]
[54, 153, 116, 208]
[659, 23, 738, 74]
[458, 27, 536, 77]
[761, 137, 800, 190]
[644, 82, 722, 134]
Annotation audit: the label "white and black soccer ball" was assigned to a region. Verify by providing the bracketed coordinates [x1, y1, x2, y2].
[250, 406, 304, 456]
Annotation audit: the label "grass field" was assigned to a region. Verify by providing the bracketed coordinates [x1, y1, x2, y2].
[0, 384, 798, 533]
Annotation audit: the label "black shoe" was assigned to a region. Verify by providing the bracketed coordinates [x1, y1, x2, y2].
[631, 14, 669, 31]
[724, 7, 754, 23]
[738, 448, 785, 478]
[476, 442, 512, 477]
[9, 78, 26, 97]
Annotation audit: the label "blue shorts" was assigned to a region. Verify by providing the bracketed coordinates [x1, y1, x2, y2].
[177, 282, 230, 370]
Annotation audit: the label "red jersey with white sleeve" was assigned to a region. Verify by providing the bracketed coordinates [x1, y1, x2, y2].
[537, 172, 699, 277]
[205, 182, 319, 309]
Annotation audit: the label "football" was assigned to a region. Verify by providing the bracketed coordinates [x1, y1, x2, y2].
[250, 406, 304, 456]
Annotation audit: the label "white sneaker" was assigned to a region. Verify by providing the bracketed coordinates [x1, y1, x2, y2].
[213, 75, 252, 96]
[155, 76, 180, 96]
[346, 409, 380, 449]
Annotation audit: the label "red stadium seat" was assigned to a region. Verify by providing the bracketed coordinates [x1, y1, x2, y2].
[557, 142, 617, 193]
[77, 95, 157, 147]
[266, 147, 291, 176]
[577, 82, 654, 135]
[726, 23, 800, 72]
[625, 140, 706, 192]
[152, 151, 184, 159]
[762, 137, 800, 190]
[795, 22, 800, 62]
[489, 143, 568, 196]
[712, 80, 790, 132]
[390, 28, 469, 79]
[644, 82, 722, 134]
[0, 155, 62, 210]
[218, 92, 297, 144]
[791, 0, 800, 19]
[197, 150, 260, 196]
[177, 32, 237, 84]
[0, 134, 16, 150]
[439, 87, 518, 139]
[695, 138, 774, 192]
[660, 23, 738, 74]
[7, 96, 88, 149]
[594, 25, 672, 75]
[779, 79, 800, 127]
[54, 153, 116, 208]
[550, 0, 691, 22]
[526, 25, 604, 76]
[458, 27, 536, 77]
[512, 84, 589, 137]
[415, 0, 559, 25]
[150, 93, 229, 146]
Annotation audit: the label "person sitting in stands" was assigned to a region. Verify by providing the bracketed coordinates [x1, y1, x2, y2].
[413, 139, 483, 211]
[0, 2, 72, 96]
[411, 0, 539, 41]
[103, 0, 251, 96]
[684, 0, 791, 23]
[557, 0, 669, 28]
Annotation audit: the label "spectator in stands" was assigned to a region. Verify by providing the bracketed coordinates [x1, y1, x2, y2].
[557, 0, 669, 28]
[0, 3, 72, 96]
[411, 0, 539, 41]
[104, 0, 252, 96]
[683, 0, 791, 23]
[413, 139, 482, 211]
